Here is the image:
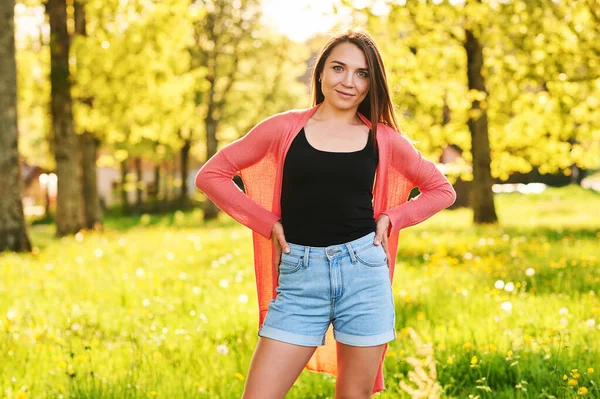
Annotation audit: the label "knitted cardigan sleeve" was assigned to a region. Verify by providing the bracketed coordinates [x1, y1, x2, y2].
[382, 131, 457, 236]
[194, 114, 285, 239]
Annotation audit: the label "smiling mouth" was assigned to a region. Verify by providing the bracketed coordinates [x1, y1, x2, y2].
[335, 89, 355, 97]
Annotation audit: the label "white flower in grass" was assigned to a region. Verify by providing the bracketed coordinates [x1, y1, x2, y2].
[216, 344, 229, 355]
[504, 282, 515, 292]
[501, 301, 512, 312]
[238, 294, 248, 303]
[586, 319, 595, 327]
[559, 307, 568, 315]
[525, 268, 535, 276]
[495, 280, 505, 290]
[219, 279, 229, 288]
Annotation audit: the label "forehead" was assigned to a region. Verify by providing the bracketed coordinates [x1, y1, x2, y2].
[326, 42, 367, 68]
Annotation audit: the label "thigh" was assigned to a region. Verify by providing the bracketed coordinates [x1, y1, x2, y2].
[334, 341, 386, 399]
[242, 336, 317, 399]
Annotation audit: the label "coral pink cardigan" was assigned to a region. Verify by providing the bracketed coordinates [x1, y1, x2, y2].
[195, 103, 456, 395]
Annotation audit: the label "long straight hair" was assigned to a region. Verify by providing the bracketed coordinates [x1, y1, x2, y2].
[310, 28, 400, 151]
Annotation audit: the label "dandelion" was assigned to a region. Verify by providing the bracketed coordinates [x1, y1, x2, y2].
[471, 356, 478, 365]
[525, 268, 535, 276]
[573, 373, 581, 379]
[447, 357, 453, 365]
[16, 392, 28, 399]
[504, 282, 515, 292]
[568, 379, 578, 387]
[578, 387, 588, 395]
[495, 280, 505, 289]
[501, 301, 512, 312]
[586, 319, 595, 327]
[588, 368, 594, 374]
[149, 391, 157, 396]
[560, 318, 568, 326]
[216, 344, 229, 355]
[234, 372, 245, 381]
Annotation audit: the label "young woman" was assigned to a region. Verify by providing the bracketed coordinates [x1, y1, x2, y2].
[195, 29, 456, 399]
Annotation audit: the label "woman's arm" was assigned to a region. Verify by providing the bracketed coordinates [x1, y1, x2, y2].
[381, 130, 457, 237]
[195, 113, 287, 239]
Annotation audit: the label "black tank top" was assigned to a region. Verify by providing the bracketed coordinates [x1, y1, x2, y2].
[280, 127, 379, 246]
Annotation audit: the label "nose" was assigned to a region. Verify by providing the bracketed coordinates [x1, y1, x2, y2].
[342, 72, 354, 88]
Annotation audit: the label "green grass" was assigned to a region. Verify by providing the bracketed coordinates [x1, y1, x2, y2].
[1, 185, 599, 398]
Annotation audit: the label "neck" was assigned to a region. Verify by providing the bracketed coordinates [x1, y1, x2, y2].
[313, 101, 360, 125]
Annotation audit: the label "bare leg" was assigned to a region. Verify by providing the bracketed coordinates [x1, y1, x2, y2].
[242, 337, 318, 399]
[334, 341, 386, 399]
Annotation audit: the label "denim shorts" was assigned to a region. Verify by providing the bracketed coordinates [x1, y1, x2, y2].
[258, 231, 396, 347]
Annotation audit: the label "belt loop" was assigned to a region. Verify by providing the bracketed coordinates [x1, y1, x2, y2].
[304, 246, 310, 268]
[345, 243, 357, 264]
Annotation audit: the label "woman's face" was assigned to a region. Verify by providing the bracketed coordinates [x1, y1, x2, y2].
[319, 41, 370, 112]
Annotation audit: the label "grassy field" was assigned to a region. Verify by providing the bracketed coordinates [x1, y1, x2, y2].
[1, 185, 599, 398]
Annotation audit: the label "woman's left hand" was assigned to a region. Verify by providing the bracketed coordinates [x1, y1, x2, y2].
[374, 213, 391, 262]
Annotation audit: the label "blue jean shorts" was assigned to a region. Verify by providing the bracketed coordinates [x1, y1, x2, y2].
[258, 231, 396, 347]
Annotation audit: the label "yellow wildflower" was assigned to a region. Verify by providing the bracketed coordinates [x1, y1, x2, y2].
[577, 387, 588, 395]
[574, 373, 581, 379]
[149, 392, 157, 397]
[563, 374, 568, 380]
[568, 379, 578, 387]
[471, 356, 478, 365]
[234, 372, 245, 381]
[588, 368, 594, 374]
[447, 357, 453, 365]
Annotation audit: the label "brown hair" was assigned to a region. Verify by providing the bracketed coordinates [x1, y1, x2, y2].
[310, 28, 400, 150]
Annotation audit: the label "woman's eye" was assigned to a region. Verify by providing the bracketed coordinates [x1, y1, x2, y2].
[358, 71, 368, 78]
[333, 65, 342, 71]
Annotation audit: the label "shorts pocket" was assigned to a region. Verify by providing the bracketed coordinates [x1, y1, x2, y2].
[354, 243, 387, 267]
[278, 252, 304, 274]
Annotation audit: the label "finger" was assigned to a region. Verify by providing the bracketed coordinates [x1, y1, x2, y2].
[278, 233, 290, 253]
[374, 230, 383, 246]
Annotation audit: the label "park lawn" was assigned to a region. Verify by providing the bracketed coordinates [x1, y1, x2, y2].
[0, 185, 599, 398]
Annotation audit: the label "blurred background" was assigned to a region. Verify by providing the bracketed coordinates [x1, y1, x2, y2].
[1, 1, 599, 398]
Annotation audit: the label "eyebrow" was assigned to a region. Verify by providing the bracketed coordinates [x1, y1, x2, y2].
[330, 60, 369, 71]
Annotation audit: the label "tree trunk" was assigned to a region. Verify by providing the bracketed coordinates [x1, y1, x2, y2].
[180, 139, 190, 206]
[48, 0, 84, 235]
[120, 159, 129, 213]
[135, 157, 143, 211]
[74, 1, 101, 229]
[202, 119, 220, 219]
[0, 0, 32, 252]
[464, 28, 498, 224]
[80, 132, 102, 229]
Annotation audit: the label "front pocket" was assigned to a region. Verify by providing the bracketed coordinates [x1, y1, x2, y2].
[278, 253, 304, 274]
[354, 243, 387, 267]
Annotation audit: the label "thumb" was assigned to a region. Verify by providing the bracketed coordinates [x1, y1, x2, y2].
[373, 227, 385, 246]
[278, 233, 290, 253]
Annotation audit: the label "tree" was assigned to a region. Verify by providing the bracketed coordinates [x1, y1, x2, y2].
[351, 0, 599, 224]
[47, 0, 84, 235]
[0, 0, 32, 252]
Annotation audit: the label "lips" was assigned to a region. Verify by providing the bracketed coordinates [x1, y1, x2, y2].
[335, 89, 355, 99]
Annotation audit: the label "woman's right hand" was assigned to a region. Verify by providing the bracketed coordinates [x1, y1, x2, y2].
[272, 221, 290, 273]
